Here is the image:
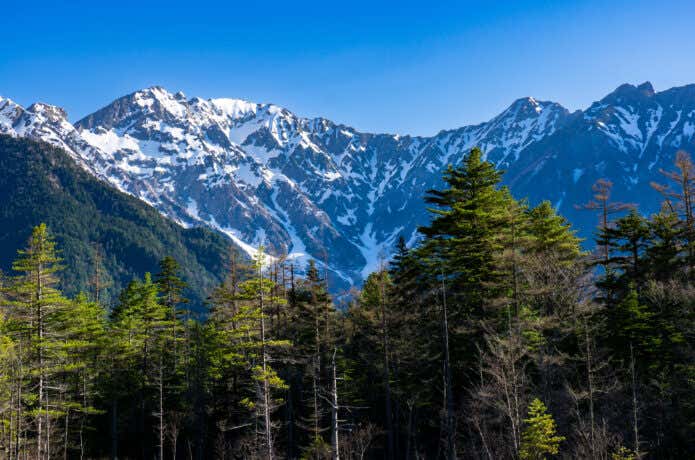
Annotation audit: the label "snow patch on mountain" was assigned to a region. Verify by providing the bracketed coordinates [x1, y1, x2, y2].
[6, 81, 695, 291]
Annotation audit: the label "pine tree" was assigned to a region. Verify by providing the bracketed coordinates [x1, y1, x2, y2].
[207, 247, 290, 458]
[108, 273, 174, 458]
[281, 259, 335, 455]
[156, 256, 189, 341]
[576, 178, 634, 268]
[604, 288, 655, 364]
[416, 147, 518, 458]
[55, 293, 107, 458]
[359, 269, 396, 460]
[527, 200, 582, 263]
[418, 147, 510, 314]
[0, 307, 17, 456]
[646, 207, 685, 280]
[522, 199, 584, 319]
[389, 236, 425, 310]
[602, 210, 650, 289]
[8, 224, 73, 459]
[519, 398, 564, 460]
[154, 256, 189, 454]
[0, 225, 109, 458]
[651, 150, 695, 273]
[385, 236, 441, 457]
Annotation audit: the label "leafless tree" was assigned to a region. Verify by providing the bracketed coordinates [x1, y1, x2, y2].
[340, 423, 378, 460]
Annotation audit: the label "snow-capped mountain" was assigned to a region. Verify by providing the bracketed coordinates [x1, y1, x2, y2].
[0, 97, 104, 175]
[2, 82, 695, 291]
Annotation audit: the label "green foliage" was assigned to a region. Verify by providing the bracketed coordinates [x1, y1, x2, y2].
[205, 246, 291, 455]
[0, 224, 112, 455]
[612, 446, 637, 460]
[646, 207, 683, 279]
[300, 435, 332, 459]
[0, 134, 232, 307]
[0, 311, 15, 430]
[527, 200, 582, 261]
[419, 147, 512, 312]
[156, 256, 189, 316]
[604, 287, 656, 362]
[519, 398, 565, 460]
[600, 209, 651, 291]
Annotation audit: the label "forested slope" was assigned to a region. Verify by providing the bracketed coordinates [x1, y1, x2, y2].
[0, 134, 232, 306]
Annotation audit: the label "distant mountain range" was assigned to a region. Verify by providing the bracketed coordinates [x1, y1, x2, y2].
[2, 81, 695, 291]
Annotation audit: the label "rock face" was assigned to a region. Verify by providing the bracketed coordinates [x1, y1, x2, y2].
[3, 82, 695, 291]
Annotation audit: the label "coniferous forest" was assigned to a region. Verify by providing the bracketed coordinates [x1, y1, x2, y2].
[2, 147, 695, 459]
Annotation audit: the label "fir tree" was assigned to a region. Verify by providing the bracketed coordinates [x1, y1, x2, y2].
[519, 398, 564, 460]
[9, 224, 73, 459]
[646, 207, 684, 280]
[55, 292, 107, 458]
[651, 150, 695, 273]
[602, 210, 650, 290]
[208, 247, 290, 457]
[0, 308, 16, 455]
[419, 147, 511, 314]
[527, 200, 582, 263]
[576, 179, 634, 268]
[156, 256, 189, 331]
[603, 287, 656, 364]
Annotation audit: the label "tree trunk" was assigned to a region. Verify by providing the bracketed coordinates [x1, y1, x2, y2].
[379, 273, 395, 460]
[111, 399, 118, 460]
[159, 354, 165, 460]
[37, 260, 45, 460]
[64, 409, 69, 460]
[331, 349, 339, 460]
[259, 259, 274, 460]
[584, 318, 596, 458]
[440, 268, 456, 460]
[630, 343, 641, 458]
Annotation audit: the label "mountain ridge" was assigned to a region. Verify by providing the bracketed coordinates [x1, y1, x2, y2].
[3, 81, 695, 290]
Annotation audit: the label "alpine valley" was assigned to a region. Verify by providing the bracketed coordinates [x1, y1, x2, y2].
[2, 81, 695, 292]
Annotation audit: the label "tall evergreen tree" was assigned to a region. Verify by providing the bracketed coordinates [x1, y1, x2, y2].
[519, 398, 565, 460]
[576, 178, 634, 268]
[645, 207, 683, 279]
[601, 210, 650, 291]
[651, 150, 695, 273]
[207, 247, 290, 457]
[9, 224, 73, 459]
[108, 273, 174, 458]
[418, 147, 511, 314]
[55, 293, 107, 458]
[527, 200, 582, 263]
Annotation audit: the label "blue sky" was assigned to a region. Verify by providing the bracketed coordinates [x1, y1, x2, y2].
[2, 0, 694, 135]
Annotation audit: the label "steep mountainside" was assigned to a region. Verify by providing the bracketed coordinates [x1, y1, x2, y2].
[503, 82, 695, 233]
[0, 135, 232, 307]
[3, 81, 695, 290]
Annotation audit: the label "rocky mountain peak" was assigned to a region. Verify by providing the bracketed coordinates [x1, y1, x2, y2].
[637, 81, 656, 96]
[0, 97, 23, 126]
[506, 96, 543, 115]
[599, 81, 656, 106]
[6, 82, 695, 292]
[27, 103, 69, 123]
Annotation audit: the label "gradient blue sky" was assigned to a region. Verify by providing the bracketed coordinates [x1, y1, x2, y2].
[2, 0, 694, 135]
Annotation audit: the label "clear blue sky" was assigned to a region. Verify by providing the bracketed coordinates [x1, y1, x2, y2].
[2, 0, 694, 135]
